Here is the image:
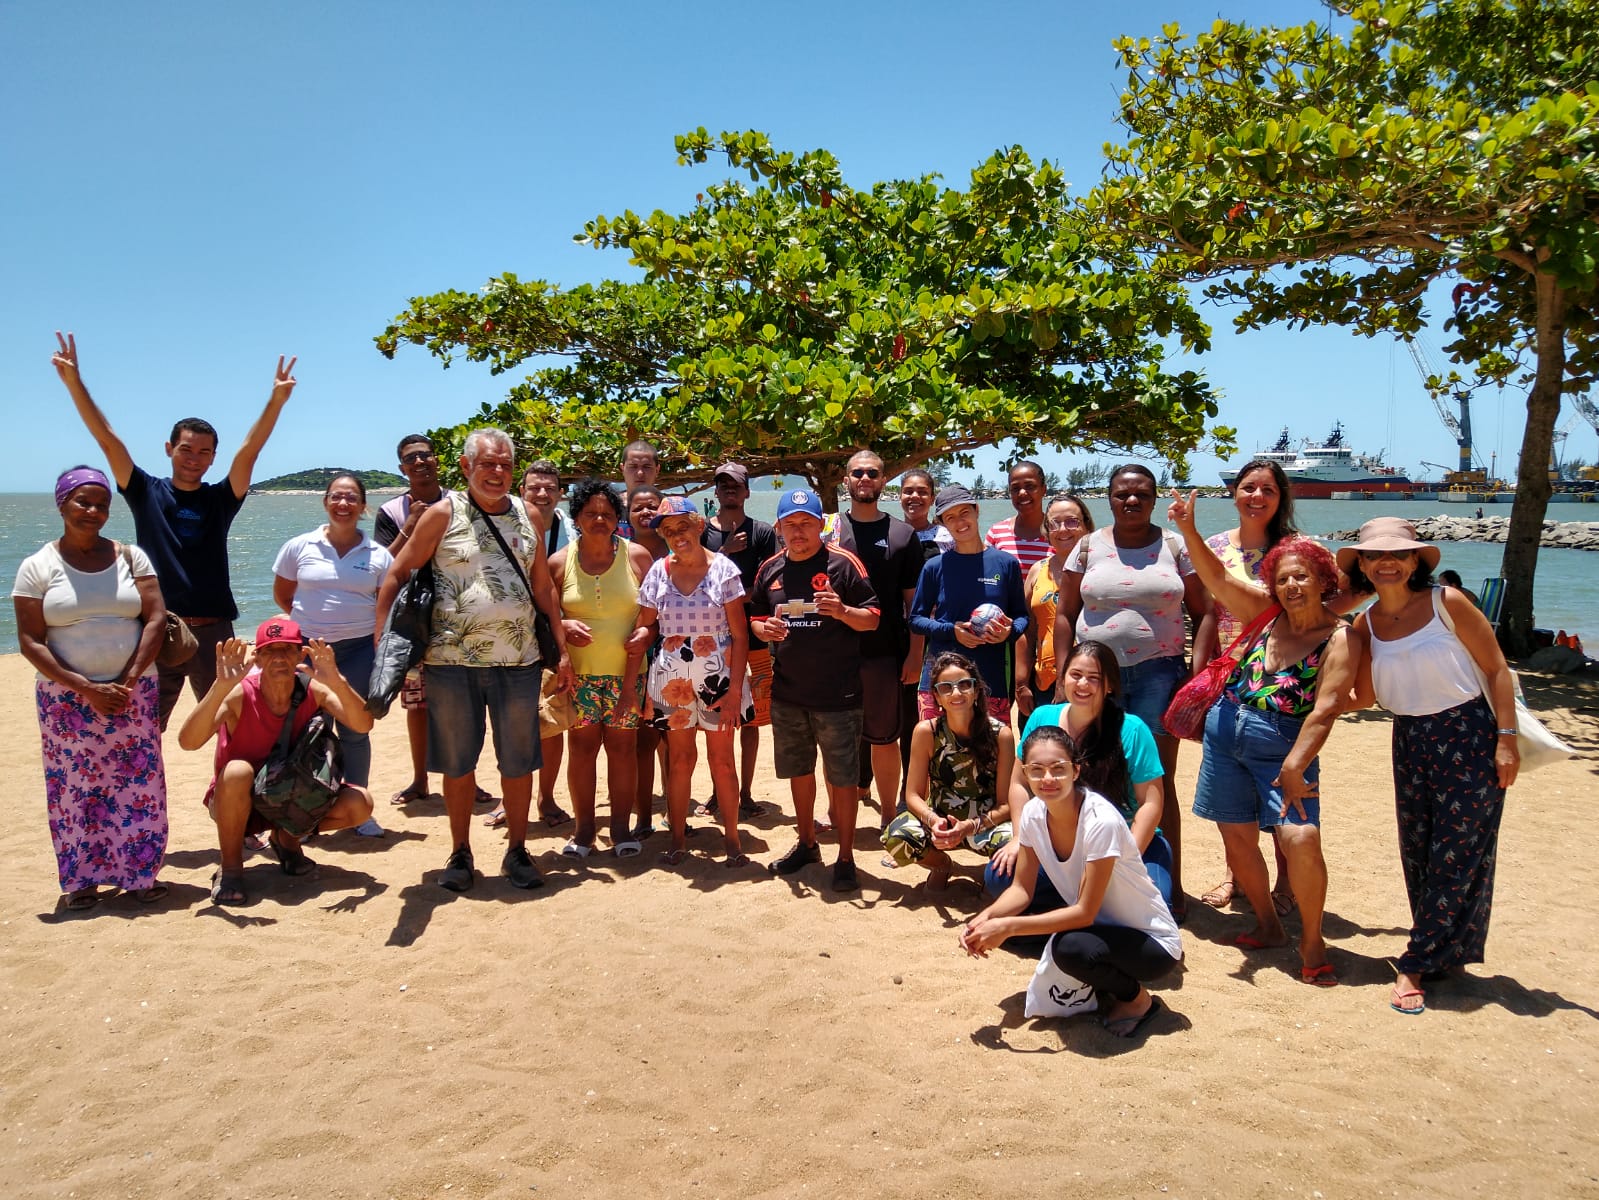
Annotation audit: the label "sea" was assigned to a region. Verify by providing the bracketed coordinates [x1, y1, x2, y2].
[2, 490, 1595, 653]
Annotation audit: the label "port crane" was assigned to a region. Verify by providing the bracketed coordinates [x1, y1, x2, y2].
[1406, 340, 1487, 485]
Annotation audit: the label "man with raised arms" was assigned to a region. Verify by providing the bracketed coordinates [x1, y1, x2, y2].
[52, 332, 296, 729]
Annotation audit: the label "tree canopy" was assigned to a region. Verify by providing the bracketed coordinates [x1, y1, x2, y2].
[1093, 0, 1599, 652]
[375, 130, 1230, 507]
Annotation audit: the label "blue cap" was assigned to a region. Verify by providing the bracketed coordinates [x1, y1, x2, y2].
[647, 495, 700, 527]
[775, 488, 824, 521]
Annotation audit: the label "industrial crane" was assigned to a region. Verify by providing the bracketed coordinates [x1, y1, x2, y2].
[1406, 339, 1484, 483]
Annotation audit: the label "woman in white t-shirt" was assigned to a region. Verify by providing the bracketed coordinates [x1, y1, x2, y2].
[961, 724, 1182, 1038]
[12, 467, 169, 909]
[272, 473, 392, 809]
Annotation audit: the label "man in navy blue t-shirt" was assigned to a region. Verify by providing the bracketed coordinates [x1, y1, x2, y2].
[52, 332, 297, 728]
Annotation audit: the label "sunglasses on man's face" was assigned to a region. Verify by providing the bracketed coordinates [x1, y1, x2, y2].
[849, 468, 882, 479]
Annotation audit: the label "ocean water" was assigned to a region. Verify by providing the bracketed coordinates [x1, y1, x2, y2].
[2, 490, 1595, 653]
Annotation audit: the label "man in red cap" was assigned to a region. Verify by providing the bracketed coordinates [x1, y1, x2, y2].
[178, 618, 376, 905]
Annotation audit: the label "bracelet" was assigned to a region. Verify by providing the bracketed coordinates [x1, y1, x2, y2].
[1497, 728, 1518, 737]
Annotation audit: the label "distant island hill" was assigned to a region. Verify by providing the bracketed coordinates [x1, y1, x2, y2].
[252, 468, 407, 493]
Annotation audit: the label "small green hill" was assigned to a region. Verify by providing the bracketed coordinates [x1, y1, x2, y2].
[253, 467, 406, 491]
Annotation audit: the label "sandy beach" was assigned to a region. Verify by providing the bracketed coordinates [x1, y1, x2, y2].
[2, 652, 1596, 1199]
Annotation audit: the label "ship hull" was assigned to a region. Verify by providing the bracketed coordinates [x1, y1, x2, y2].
[1221, 474, 1423, 499]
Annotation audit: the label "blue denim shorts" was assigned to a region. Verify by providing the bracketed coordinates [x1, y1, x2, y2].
[1118, 654, 1187, 738]
[424, 664, 543, 779]
[1192, 697, 1320, 828]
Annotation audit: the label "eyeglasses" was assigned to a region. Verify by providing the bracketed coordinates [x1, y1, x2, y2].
[932, 677, 977, 696]
[325, 493, 363, 505]
[1358, 549, 1415, 562]
[1023, 761, 1075, 782]
[1048, 517, 1084, 530]
[849, 468, 882, 479]
[475, 458, 514, 473]
[401, 450, 437, 464]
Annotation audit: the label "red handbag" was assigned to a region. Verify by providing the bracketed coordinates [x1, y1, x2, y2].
[1162, 603, 1281, 741]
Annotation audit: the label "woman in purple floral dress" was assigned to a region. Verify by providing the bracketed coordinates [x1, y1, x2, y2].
[12, 467, 169, 909]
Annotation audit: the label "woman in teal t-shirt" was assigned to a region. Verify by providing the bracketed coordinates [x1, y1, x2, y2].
[985, 640, 1174, 907]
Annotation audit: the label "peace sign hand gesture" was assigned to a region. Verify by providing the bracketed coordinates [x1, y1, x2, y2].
[270, 355, 298, 404]
[51, 331, 81, 385]
[1167, 488, 1199, 534]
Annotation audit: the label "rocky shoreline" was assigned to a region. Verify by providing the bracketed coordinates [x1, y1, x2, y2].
[1327, 515, 1599, 551]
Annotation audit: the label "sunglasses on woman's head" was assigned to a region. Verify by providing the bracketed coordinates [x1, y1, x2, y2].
[932, 677, 977, 696]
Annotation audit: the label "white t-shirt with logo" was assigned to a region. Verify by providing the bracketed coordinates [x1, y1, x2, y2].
[273, 527, 393, 642]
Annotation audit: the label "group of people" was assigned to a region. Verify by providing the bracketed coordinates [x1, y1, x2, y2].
[16, 333, 1525, 1029]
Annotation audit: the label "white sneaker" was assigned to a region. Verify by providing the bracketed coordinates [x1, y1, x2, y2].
[354, 817, 385, 838]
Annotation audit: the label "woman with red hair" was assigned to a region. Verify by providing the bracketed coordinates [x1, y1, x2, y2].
[1168, 494, 1364, 987]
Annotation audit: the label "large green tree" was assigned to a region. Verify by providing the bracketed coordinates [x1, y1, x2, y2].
[1094, 0, 1599, 653]
[376, 130, 1228, 508]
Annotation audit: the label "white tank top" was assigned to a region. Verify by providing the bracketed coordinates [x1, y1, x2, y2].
[1369, 590, 1482, 716]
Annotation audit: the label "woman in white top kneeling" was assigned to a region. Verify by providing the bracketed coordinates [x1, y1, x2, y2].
[961, 724, 1182, 1038]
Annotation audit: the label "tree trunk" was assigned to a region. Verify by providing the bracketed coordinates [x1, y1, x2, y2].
[1496, 271, 1566, 657]
[811, 461, 845, 514]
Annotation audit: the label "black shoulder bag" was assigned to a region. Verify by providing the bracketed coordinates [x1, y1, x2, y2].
[467, 494, 561, 667]
[253, 676, 345, 836]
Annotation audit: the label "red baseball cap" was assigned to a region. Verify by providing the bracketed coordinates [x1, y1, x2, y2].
[255, 617, 304, 649]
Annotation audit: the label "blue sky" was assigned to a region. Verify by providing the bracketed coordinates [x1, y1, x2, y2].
[2, 0, 1567, 493]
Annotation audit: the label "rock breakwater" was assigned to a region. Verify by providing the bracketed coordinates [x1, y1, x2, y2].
[1328, 516, 1599, 551]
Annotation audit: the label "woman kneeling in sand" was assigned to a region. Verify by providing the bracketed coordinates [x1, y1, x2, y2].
[884, 653, 1015, 888]
[961, 725, 1182, 1038]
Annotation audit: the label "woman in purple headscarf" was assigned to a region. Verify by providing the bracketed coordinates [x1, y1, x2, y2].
[12, 467, 169, 909]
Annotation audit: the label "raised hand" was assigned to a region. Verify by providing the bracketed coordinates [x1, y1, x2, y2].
[271, 355, 298, 403]
[305, 637, 341, 685]
[215, 638, 253, 688]
[51, 331, 81, 385]
[1167, 488, 1199, 533]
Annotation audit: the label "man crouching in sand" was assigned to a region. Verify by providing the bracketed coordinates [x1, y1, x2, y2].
[179, 618, 375, 904]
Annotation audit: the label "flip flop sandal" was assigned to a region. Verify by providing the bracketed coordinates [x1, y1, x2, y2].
[474, 787, 499, 807]
[1389, 988, 1426, 1015]
[540, 804, 574, 828]
[613, 839, 643, 859]
[560, 840, 593, 859]
[724, 852, 752, 869]
[65, 887, 101, 911]
[631, 822, 657, 841]
[1301, 963, 1339, 987]
[1273, 891, 1298, 917]
[658, 847, 689, 866]
[134, 882, 170, 904]
[1199, 880, 1237, 909]
[1103, 994, 1166, 1039]
[483, 807, 508, 828]
[390, 783, 428, 806]
[209, 871, 247, 906]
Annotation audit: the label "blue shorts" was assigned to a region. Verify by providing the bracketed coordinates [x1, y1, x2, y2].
[424, 664, 543, 780]
[1192, 697, 1320, 829]
[1119, 654, 1186, 739]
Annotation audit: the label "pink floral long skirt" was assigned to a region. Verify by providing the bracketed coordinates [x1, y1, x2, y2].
[36, 674, 167, 892]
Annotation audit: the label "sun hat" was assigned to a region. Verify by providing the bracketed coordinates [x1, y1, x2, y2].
[713, 462, 749, 486]
[1335, 517, 1441, 574]
[647, 495, 701, 527]
[933, 484, 979, 523]
[775, 488, 824, 521]
[255, 617, 305, 650]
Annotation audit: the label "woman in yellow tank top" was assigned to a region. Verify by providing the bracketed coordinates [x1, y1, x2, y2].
[1016, 493, 1094, 719]
[548, 479, 656, 858]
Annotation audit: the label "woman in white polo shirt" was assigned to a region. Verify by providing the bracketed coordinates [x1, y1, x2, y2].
[273, 472, 392, 820]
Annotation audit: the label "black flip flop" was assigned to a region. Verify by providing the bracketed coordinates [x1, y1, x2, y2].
[1103, 994, 1166, 1039]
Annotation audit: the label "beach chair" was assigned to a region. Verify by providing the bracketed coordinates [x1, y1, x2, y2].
[1478, 576, 1507, 629]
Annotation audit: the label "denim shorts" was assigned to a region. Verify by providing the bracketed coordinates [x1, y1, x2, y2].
[770, 701, 862, 785]
[1192, 696, 1320, 829]
[1119, 654, 1186, 738]
[424, 664, 543, 779]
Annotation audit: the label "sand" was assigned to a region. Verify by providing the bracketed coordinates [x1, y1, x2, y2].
[1, 653, 1596, 1200]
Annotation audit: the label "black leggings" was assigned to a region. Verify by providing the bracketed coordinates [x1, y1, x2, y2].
[1051, 924, 1180, 1004]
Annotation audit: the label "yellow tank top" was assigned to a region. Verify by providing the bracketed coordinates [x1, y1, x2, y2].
[561, 538, 640, 677]
[1029, 560, 1061, 690]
